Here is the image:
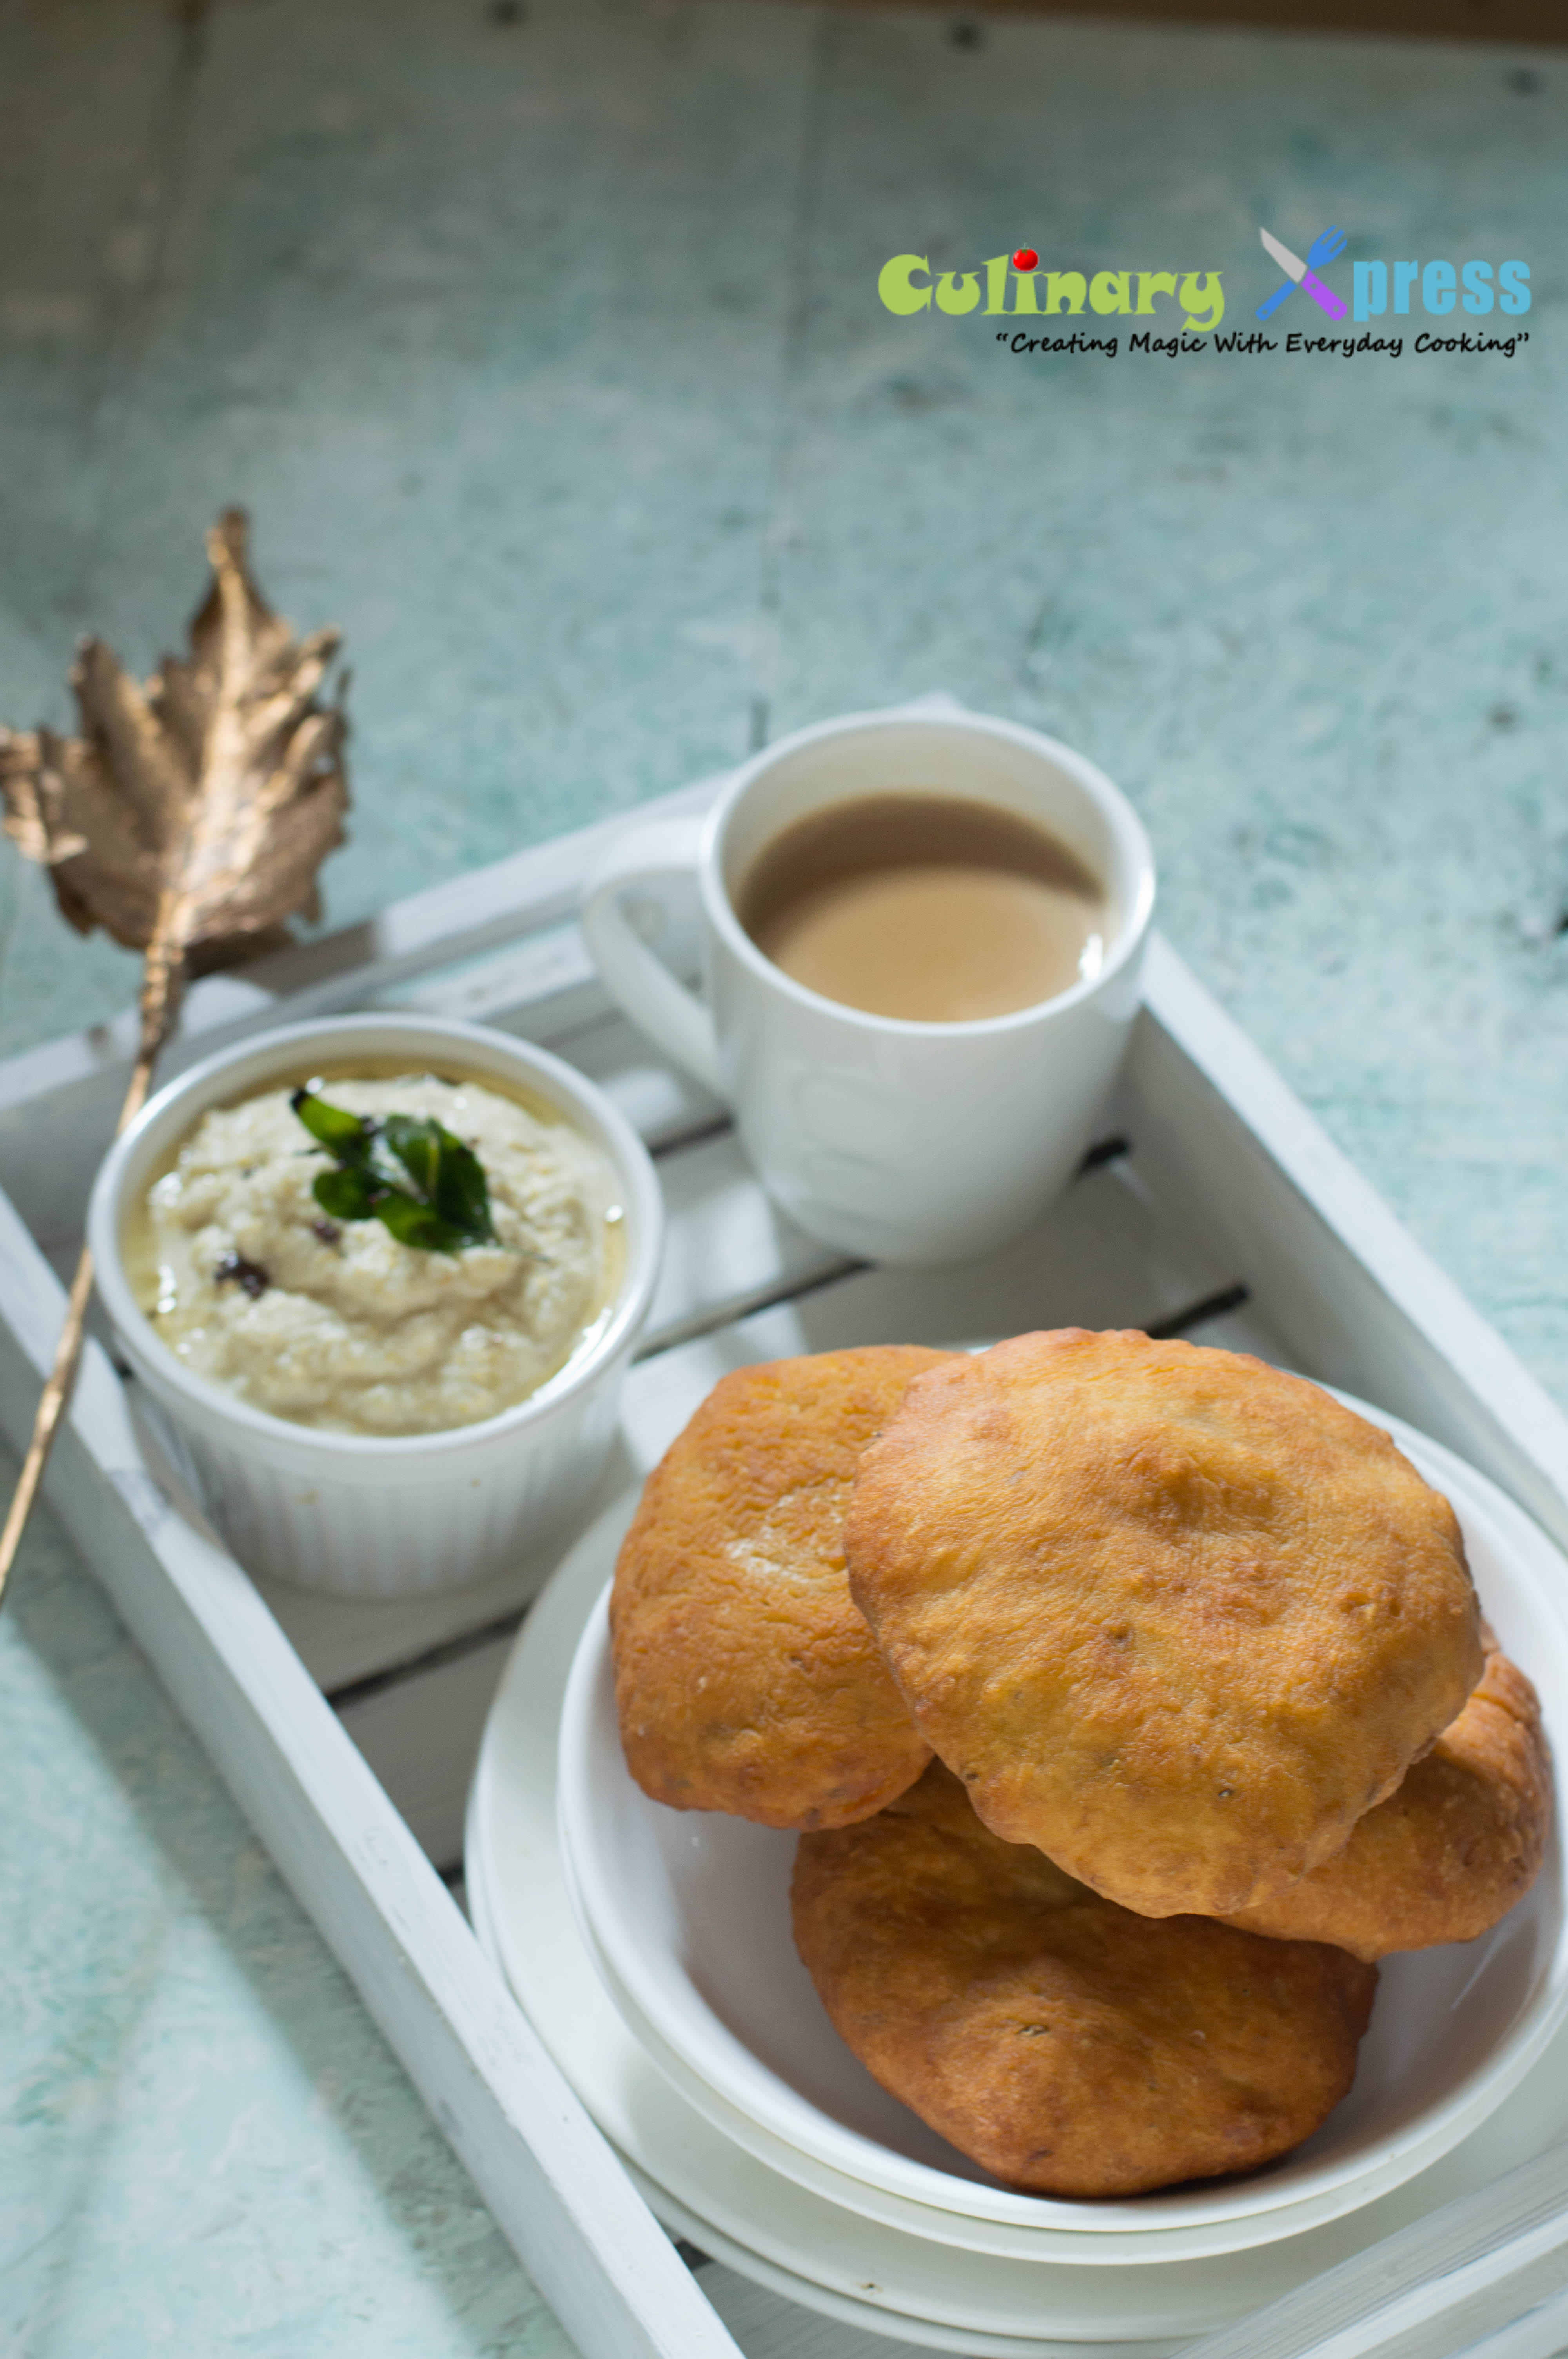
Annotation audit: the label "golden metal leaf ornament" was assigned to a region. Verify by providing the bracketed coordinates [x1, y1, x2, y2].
[1, 508, 347, 988]
[0, 509, 350, 1600]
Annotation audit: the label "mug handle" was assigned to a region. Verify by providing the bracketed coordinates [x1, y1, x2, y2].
[580, 816, 725, 1098]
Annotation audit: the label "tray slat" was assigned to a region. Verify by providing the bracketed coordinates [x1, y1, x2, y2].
[1181, 2134, 1568, 2359]
[0, 777, 720, 1130]
[337, 1634, 527, 1868]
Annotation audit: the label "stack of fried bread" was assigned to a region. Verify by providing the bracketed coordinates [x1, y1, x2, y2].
[610, 1331, 1551, 2199]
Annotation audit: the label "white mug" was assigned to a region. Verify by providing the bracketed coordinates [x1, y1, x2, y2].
[581, 705, 1155, 1266]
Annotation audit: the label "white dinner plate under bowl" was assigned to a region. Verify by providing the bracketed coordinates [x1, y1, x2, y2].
[467, 1840, 1177, 2357]
[467, 1480, 1568, 2349]
[618, 2158, 1182, 2359]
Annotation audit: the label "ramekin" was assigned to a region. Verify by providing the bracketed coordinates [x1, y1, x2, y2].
[88, 1015, 663, 1601]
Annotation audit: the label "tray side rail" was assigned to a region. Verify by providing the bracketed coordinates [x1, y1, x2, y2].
[1136, 938, 1568, 1552]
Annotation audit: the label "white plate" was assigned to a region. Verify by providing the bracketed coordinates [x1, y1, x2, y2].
[615, 2160, 1183, 2359]
[467, 1477, 1568, 2345]
[557, 1396, 1568, 2251]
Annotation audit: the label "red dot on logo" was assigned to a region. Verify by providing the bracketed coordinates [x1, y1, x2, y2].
[1013, 247, 1039, 271]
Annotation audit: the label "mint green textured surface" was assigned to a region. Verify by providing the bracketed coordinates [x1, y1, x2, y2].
[1, 2, 1565, 2351]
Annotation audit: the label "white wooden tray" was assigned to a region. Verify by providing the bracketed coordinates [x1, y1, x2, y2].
[7, 763, 1568, 2359]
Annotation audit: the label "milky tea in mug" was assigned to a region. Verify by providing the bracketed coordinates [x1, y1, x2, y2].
[737, 792, 1110, 1025]
[580, 708, 1155, 1265]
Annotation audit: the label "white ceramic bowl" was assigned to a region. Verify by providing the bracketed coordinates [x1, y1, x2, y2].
[556, 1402, 1568, 2255]
[89, 1015, 663, 1599]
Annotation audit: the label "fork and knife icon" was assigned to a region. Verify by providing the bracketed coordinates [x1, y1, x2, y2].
[1255, 225, 1348, 322]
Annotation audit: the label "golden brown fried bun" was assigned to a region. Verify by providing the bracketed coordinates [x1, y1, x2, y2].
[793, 1762, 1378, 2196]
[846, 1329, 1483, 1917]
[610, 1347, 947, 1829]
[1223, 1635, 1550, 1959]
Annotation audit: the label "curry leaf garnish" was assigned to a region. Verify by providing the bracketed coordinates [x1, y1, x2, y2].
[290, 1085, 498, 1254]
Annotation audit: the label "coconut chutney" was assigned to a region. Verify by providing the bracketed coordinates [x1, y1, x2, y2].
[129, 1070, 624, 1436]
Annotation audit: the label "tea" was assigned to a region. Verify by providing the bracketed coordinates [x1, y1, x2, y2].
[739, 792, 1109, 1023]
